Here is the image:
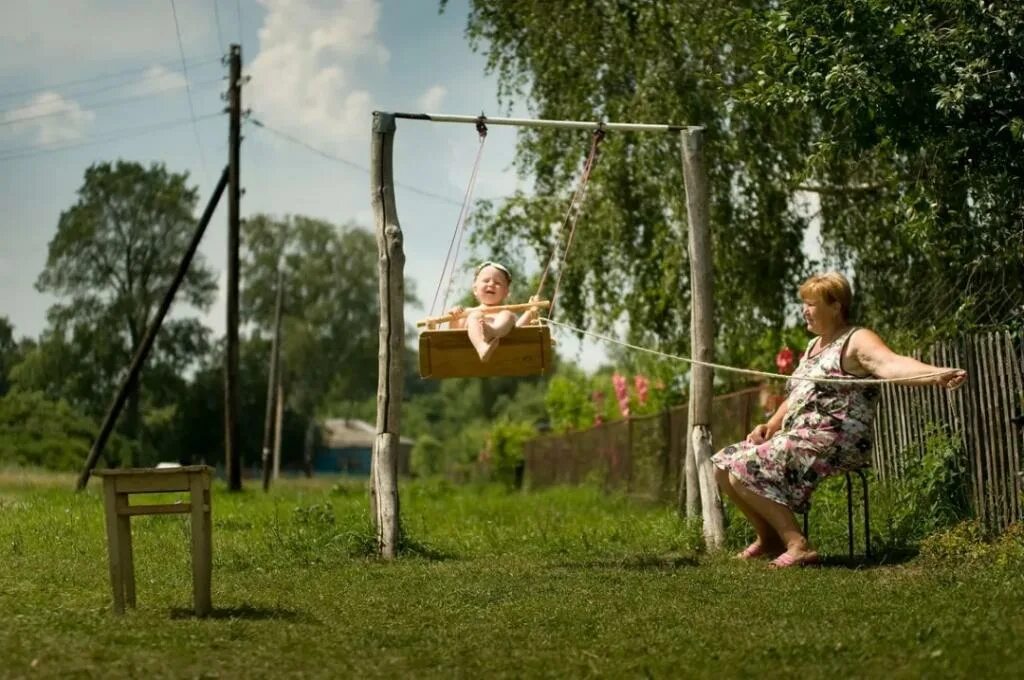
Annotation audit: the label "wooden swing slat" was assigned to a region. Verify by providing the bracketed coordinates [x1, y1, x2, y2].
[418, 326, 552, 379]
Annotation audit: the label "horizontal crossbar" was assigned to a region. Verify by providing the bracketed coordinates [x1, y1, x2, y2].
[385, 111, 696, 133]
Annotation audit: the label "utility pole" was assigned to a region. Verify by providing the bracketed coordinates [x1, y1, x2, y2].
[225, 43, 242, 491]
[261, 264, 284, 491]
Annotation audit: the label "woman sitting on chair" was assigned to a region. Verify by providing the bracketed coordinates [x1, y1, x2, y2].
[712, 272, 967, 568]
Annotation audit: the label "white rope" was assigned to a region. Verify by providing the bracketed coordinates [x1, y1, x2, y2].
[541, 317, 954, 386]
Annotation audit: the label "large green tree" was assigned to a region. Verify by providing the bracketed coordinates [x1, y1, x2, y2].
[34, 161, 217, 464]
[241, 215, 394, 421]
[448, 0, 811, 381]
[743, 0, 1024, 342]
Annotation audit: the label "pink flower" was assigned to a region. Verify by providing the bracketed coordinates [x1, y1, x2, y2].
[634, 374, 649, 404]
[612, 372, 631, 417]
[775, 346, 795, 375]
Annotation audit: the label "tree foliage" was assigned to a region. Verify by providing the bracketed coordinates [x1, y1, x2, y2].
[451, 0, 1023, 374]
[454, 0, 811, 379]
[31, 161, 217, 462]
[745, 0, 1024, 342]
[241, 215, 389, 418]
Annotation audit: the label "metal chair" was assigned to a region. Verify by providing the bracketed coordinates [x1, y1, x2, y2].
[802, 467, 871, 561]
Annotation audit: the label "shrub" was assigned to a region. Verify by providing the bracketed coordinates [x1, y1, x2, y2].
[0, 390, 128, 471]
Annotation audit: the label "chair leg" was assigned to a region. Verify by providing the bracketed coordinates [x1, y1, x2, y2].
[802, 510, 809, 539]
[845, 472, 854, 560]
[859, 469, 871, 559]
[102, 479, 125, 615]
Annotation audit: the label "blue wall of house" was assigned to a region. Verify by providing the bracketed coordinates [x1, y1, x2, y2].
[314, 446, 372, 475]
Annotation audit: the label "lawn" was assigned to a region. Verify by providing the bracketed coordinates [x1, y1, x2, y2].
[1, 468, 1022, 679]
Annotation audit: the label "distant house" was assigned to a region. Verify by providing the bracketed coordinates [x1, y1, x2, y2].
[315, 418, 412, 476]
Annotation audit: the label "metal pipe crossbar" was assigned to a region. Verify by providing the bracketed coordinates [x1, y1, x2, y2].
[385, 111, 694, 133]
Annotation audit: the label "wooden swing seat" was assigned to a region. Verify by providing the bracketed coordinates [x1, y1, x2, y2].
[418, 325, 553, 379]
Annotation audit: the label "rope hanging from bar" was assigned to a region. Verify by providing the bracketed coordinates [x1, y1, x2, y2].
[535, 125, 605, 320]
[430, 116, 488, 317]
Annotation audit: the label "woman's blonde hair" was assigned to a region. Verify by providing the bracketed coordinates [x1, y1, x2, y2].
[799, 272, 853, 321]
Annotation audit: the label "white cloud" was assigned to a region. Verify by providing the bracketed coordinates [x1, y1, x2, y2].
[124, 65, 189, 96]
[0, 2, 217, 68]
[416, 85, 447, 113]
[248, 0, 389, 152]
[0, 92, 96, 145]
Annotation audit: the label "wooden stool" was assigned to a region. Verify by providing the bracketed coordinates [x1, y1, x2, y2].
[96, 465, 213, 616]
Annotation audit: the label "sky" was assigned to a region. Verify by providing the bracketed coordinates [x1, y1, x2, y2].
[0, 0, 614, 371]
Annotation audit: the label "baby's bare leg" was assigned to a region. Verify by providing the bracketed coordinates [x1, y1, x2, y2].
[482, 310, 516, 340]
[466, 310, 498, 362]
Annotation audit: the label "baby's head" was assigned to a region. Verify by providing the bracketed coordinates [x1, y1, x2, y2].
[472, 261, 512, 306]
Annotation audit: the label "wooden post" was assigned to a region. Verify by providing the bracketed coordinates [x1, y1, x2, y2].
[225, 42, 242, 491]
[273, 380, 283, 481]
[261, 264, 284, 491]
[680, 127, 725, 549]
[370, 111, 404, 558]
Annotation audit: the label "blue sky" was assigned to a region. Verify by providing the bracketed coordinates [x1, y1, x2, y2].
[0, 0, 610, 370]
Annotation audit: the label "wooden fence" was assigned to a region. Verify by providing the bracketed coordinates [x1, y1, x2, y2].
[524, 332, 1024, 530]
[872, 331, 1024, 530]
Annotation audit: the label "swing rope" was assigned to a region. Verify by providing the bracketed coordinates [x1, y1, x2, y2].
[430, 118, 488, 317]
[541, 317, 958, 386]
[535, 126, 606, 319]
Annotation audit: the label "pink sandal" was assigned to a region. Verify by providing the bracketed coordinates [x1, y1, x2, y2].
[736, 543, 771, 560]
[768, 550, 821, 569]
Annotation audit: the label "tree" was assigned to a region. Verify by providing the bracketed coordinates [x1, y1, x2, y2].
[0, 317, 21, 397]
[449, 1, 811, 382]
[35, 161, 217, 464]
[241, 215, 394, 421]
[742, 0, 1024, 343]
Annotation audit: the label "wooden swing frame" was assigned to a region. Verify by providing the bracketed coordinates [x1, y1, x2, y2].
[371, 111, 719, 558]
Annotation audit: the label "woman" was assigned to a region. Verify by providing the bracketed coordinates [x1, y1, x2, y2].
[712, 272, 967, 568]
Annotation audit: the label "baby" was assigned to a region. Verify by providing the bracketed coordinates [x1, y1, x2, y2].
[447, 261, 540, 362]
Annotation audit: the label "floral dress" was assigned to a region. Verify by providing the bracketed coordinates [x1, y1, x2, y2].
[711, 328, 880, 513]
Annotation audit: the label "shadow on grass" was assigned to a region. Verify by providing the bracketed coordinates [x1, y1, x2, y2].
[169, 604, 314, 622]
[559, 553, 700, 571]
[814, 547, 919, 570]
[398, 540, 459, 562]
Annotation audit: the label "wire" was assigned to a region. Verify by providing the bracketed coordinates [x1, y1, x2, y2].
[169, 0, 209, 176]
[0, 77, 223, 128]
[541, 317, 960, 385]
[212, 0, 226, 56]
[0, 56, 220, 102]
[249, 117, 469, 207]
[0, 112, 223, 161]
[236, 0, 244, 51]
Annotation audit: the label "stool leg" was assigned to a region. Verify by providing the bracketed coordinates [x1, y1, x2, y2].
[190, 476, 212, 617]
[102, 479, 125, 615]
[117, 495, 136, 608]
[859, 469, 871, 559]
[846, 472, 854, 560]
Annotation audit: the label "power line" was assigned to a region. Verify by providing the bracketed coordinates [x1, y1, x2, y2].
[248, 117, 468, 207]
[236, 0, 244, 50]
[0, 77, 223, 128]
[0, 56, 220, 102]
[212, 0, 226, 56]
[0, 112, 224, 161]
[169, 0, 209, 176]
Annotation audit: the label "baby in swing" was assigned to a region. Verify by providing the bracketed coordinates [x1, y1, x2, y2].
[447, 261, 540, 362]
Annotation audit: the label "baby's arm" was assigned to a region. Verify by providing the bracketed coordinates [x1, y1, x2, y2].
[516, 296, 542, 326]
[447, 305, 468, 329]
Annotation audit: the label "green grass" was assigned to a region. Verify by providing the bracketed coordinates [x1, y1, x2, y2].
[1, 469, 1023, 679]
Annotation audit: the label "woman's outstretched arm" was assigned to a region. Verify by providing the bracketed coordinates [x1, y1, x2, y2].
[847, 329, 967, 388]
